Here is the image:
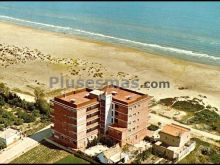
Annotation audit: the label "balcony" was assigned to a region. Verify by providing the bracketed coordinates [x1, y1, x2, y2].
[87, 115, 99, 123]
[87, 122, 99, 129]
[87, 126, 99, 135]
[86, 108, 99, 115]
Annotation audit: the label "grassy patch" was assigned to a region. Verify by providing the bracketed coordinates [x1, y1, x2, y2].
[46, 88, 64, 97]
[188, 109, 220, 134]
[159, 97, 220, 134]
[56, 155, 89, 164]
[25, 120, 50, 136]
[11, 140, 87, 164]
[172, 100, 204, 112]
[179, 138, 220, 164]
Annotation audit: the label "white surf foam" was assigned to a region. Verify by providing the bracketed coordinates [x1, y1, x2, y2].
[1, 15, 220, 62]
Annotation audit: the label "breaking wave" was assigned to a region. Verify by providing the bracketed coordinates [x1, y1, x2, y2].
[1, 15, 220, 62]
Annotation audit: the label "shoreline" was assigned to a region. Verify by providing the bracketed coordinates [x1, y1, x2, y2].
[1, 20, 220, 71]
[0, 20, 220, 113]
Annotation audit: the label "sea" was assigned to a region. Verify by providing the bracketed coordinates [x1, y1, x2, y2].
[0, 2, 220, 66]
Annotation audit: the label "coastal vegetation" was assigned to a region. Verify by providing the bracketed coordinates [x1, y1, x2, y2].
[0, 82, 51, 135]
[179, 138, 220, 164]
[147, 124, 159, 131]
[132, 147, 153, 164]
[86, 135, 115, 148]
[159, 97, 220, 134]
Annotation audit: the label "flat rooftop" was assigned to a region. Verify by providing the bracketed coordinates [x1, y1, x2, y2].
[102, 85, 150, 104]
[160, 123, 190, 137]
[54, 85, 150, 107]
[61, 90, 91, 105]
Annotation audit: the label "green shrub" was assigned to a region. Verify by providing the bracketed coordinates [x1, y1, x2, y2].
[0, 140, 6, 149]
[0, 95, 5, 106]
[14, 118, 23, 125]
[100, 135, 115, 147]
[86, 136, 99, 148]
[159, 98, 176, 106]
[147, 124, 159, 131]
[172, 100, 204, 112]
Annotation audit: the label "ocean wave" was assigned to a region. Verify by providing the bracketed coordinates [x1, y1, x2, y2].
[0, 15, 220, 62]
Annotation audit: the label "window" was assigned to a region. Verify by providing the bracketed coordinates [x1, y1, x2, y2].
[112, 111, 114, 116]
[115, 111, 118, 115]
[115, 119, 118, 123]
[115, 104, 119, 109]
[111, 118, 114, 123]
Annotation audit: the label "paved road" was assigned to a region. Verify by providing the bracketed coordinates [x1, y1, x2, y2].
[150, 113, 220, 141]
[0, 125, 52, 163]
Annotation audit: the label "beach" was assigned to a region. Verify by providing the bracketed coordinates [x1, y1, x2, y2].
[0, 21, 220, 112]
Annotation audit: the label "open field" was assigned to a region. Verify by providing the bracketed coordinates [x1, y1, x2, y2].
[10, 140, 88, 164]
[56, 155, 89, 164]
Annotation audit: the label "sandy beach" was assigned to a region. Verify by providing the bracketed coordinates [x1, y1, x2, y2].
[0, 21, 220, 112]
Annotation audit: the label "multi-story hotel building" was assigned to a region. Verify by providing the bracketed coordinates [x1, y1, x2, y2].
[51, 85, 152, 150]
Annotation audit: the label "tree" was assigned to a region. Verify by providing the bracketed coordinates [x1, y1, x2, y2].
[86, 136, 99, 148]
[0, 124, 4, 131]
[26, 102, 36, 111]
[17, 111, 35, 123]
[34, 87, 50, 115]
[36, 99, 50, 115]
[34, 87, 45, 101]
[14, 118, 23, 126]
[100, 136, 115, 147]
[0, 95, 5, 106]
[24, 114, 35, 123]
[32, 109, 40, 117]
[0, 82, 9, 97]
[0, 140, 6, 149]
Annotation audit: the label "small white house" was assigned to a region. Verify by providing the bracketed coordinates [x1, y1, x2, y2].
[97, 144, 129, 164]
[0, 128, 22, 146]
